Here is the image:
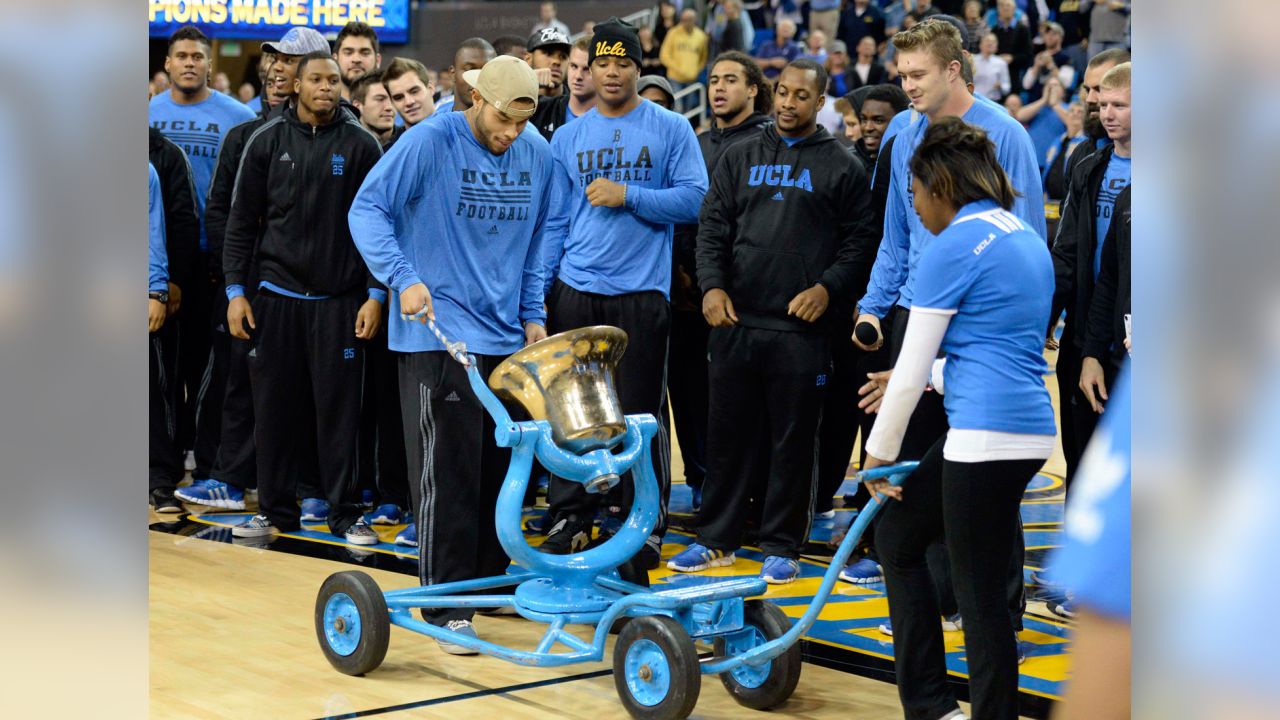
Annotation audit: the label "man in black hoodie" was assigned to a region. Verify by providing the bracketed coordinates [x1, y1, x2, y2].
[668, 51, 773, 515]
[222, 53, 385, 545]
[672, 59, 876, 585]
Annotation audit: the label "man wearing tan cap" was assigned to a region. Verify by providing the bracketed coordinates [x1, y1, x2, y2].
[349, 55, 554, 655]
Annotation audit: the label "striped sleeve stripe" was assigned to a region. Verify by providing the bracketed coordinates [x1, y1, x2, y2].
[229, 117, 284, 208]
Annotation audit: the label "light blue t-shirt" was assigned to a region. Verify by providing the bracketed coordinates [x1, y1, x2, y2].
[543, 99, 707, 299]
[1026, 103, 1068, 171]
[912, 200, 1056, 436]
[148, 90, 256, 252]
[246, 95, 263, 113]
[1050, 365, 1131, 621]
[1094, 153, 1131, 279]
[148, 163, 169, 293]
[349, 111, 554, 355]
[862, 97, 1047, 317]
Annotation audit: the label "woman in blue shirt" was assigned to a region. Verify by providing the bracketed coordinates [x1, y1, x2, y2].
[861, 117, 1055, 720]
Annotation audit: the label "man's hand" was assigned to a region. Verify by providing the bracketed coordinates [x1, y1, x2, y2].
[525, 322, 547, 346]
[702, 288, 739, 328]
[852, 312, 883, 351]
[858, 370, 892, 413]
[787, 284, 829, 322]
[355, 298, 382, 340]
[861, 455, 903, 501]
[586, 178, 627, 208]
[148, 299, 167, 333]
[534, 67, 558, 88]
[999, 53, 1014, 65]
[1079, 356, 1109, 413]
[399, 282, 434, 323]
[227, 296, 255, 340]
[167, 282, 182, 315]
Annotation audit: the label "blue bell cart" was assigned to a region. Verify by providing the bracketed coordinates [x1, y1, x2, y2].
[314, 337, 917, 720]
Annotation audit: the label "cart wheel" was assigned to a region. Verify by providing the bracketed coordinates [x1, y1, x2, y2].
[714, 600, 802, 710]
[612, 615, 701, 720]
[314, 571, 390, 676]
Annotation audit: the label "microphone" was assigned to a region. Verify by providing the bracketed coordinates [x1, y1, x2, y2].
[854, 321, 880, 347]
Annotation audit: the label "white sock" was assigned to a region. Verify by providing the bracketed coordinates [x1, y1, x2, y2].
[936, 711, 967, 720]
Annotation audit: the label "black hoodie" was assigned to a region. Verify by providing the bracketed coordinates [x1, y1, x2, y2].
[223, 104, 383, 297]
[696, 124, 877, 333]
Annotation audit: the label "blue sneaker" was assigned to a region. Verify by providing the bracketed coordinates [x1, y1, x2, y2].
[1047, 597, 1076, 619]
[667, 543, 735, 572]
[1017, 636, 1031, 665]
[1030, 567, 1061, 588]
[761, 556, 800, 584]
[690, 485, 703, 513]
[395, 522, 417, 547]
[879, 619, 893, 636]
[175, 479, 245, 510]
[300, 498, 330, 522]
[360, 489, 375, 508]
[436, 618, 480, 656]
[367, 504, 403, 525]
[838, 557, 884, 584]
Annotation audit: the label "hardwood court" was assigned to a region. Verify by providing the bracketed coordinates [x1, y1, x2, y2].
[149, 351, 1069, 719]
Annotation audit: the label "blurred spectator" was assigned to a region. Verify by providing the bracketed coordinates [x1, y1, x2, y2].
[661, 9, 710, 111]
[435, 38, 496, 114]
[1003, 92, 1024, 117]
[984, 0, 1026, 28]
[383, 57, 436, 126]
[991, 0, 1034, 83]
[1054, 0, 1090, 48]
[236, 82, 255, 103]
[493, 35, 528, 57]
[754, 18, 801, 80]
[152, 70, 169, 95]
[581, 20, 596, 37]
[850, 35, 886, 87]
[705, 0, 753, 57]
[527, 27, 572, 97]
[1023, 21, 1076, 99]
[834, 94, 863, 144]
[961, 0, 987, 53]
[435, 66, 454, 103]
[531, 1, 570, 37]
[809, 0, 842, 50]
[1015, 75, 1071, 171]
[334, 22, 382, 102]
[1043, 99, 1087, 202]
[826, 40, 854, 96]
[212, 71, 231, 95]
[973, 32, 1011, 100]
[799, 30, 829, 63]
[772, 0, 804, 29]
[245, 52, 273, 112]
[639, 27, 666, 76]
[839, 0, 887, 53]
[882, 0, 911, 36]
[1087, 0, 1130, 59]
[638, 75, 677, 110]
[652, 0, 679, 46]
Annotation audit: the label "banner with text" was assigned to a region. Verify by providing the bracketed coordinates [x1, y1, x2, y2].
[148, 0, 410, 44]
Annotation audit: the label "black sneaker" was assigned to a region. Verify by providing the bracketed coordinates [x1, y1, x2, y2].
[537, 514, 591, 554]
[150, 487, 183, 513]
[635, 535, 662, 571]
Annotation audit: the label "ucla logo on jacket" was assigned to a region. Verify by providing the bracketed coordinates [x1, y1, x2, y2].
[331, 154, 346, 176]
[748, 164, 813, 192]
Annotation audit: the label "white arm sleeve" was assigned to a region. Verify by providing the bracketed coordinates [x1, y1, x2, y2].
[864, 309, 953, 461]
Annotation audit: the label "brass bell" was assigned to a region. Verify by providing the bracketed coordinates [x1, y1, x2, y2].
[488, 326, 628, 455]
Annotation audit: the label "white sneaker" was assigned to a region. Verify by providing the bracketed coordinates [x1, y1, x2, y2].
[344, 520, 379, 546]
[232, 514, 278, 538]
[184, 451, 197, 472]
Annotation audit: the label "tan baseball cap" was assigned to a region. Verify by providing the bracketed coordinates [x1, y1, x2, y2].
[462, 56, 539, 119]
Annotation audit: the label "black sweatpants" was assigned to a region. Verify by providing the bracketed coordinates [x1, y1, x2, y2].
[177, 264, 221, 478]
[247, 290, 366, 535]
[1056, 323, 1085, 491]
[149, 322, 184, 492]
[815, 328, 876, 513]
[544, 280, 673, 539]
[400, 351, 512, 625]
[875, 438, 1044, 720]
[698, 325, 829, 559]
[359, 320, 408, 510]
[212, 328, 255, 491]
[667, 307, 709, 494]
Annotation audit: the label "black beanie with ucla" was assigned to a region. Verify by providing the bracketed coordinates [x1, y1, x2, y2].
[589, 17, 642, 65]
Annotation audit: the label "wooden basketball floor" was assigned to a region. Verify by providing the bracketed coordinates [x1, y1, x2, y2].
[150, 351, 1071, 720]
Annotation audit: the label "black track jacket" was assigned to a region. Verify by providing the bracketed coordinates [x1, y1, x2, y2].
[223, 105, 383, 297]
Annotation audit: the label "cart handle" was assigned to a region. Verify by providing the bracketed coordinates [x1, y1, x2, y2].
[700, 461, 919, 674]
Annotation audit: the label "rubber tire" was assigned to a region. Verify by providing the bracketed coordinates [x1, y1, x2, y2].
[314, 571, 390, 676]
[714, 600, 803, 710]
[613, 615, 701, 720]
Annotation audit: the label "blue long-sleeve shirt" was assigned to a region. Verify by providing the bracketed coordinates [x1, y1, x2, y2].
[148, 163, 169, 293]
[348, 111, 553, 355]
[542, 99, 707, 299]
[859, 97, 1047, 317]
